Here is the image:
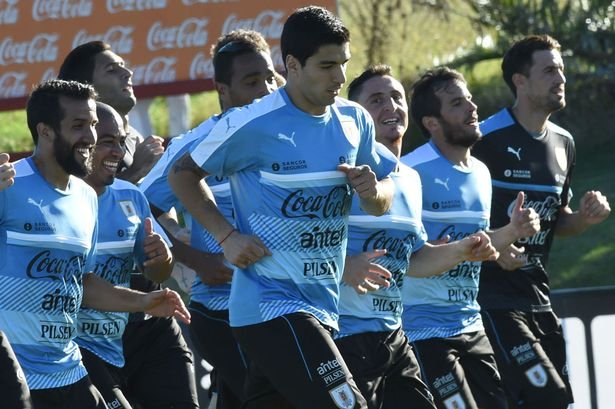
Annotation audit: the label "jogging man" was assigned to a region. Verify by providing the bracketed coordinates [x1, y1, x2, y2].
[140, 29, 279, 408]
[58, 43, 199, 409]
[169, 6, 398, 408]
[400, 67, 540, 409]
[75, 101, 180, 409]
[0, 79, 189, 409]
[472, 35, 610, 409]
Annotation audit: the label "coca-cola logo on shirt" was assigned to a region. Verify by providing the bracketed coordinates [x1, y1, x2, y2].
[363, 230, 414, 260]
[73, 26, 134, 55]
[0, 71, 26, 98]
[106, 0, 166, 14]
[189, 51, 213, 80]
[131, 56, 176, 85]
[281, 185, 352, 220]
[0, 34, 58, 65]
[0, 0, 19, 25]
[508, 195, 560, 221]
[32, 0, 93, 21]
[222, 10, 284, 39]
[27, 250, 85, 281]
[147, 18, 208, 51]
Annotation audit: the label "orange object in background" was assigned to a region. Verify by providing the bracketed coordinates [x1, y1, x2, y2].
[0, 0, 337, 110]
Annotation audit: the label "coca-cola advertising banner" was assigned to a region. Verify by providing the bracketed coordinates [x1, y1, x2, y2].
[0, 0, 337, 111]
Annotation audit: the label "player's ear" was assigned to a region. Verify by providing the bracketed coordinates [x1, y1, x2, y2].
[285, 54, 299, 77]
[36, 122, 55, 144]
[422, 116, 439, 134]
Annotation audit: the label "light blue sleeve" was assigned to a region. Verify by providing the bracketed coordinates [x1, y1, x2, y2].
[84, 199, 99, 274]
[189, 109, 261, 178]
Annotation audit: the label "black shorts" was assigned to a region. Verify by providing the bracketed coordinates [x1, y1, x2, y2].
[335, 327, 435, 409]
[0, 331, 32, 409]
[482, 309, 573, 409]
[121, 317, 198, 409]
[233, 312, 368, 409]
[80, 348, 132, 409]
[30, 375, 106, 409]
[411, 330, 508, 409]
[188, 301, 247, 409]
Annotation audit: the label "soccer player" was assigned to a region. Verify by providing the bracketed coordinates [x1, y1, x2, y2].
[169, 6, 398, 408]
[399, 67, 540, 409]
[58, 43, 199, 409]
[140, 29, 279, 408]
[0, 79, 189, 409]
[75, 101, 180, 409]
[472, 35, 611, 409]
[58, 41, 164, 185]
[337, 65, 503, 409]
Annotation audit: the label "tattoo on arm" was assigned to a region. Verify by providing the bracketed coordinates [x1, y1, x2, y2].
[173, 154, 206, 178]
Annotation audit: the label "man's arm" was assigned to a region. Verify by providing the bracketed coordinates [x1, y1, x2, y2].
[343, 249, 392, 294]
[168, 153, 270, 269]
[338, 164, 394, 216]
[488, 191, 541, 250]
[117, 135, 165, 183]
[82, 273, 190, 324]
[150, 204, 233, 285]
[555, 191, 610, 236]
[407, 231, 499, 278]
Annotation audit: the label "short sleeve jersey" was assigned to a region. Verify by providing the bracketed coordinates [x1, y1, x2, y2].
[190, 88, 397, 329]
[139, 115, 234, 310]
[338, 164, 426, 337]
[472, 108, 575, 312]
[400, 141, 492, 341]
[76, 179, 169, 368]
[0, 158, 98, 390]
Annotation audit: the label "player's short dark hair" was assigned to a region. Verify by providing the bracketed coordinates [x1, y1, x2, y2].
[410, 67, 466, 138]
[211, 30, 271, 85]
[502, 34, 561, 96]
[281, 6, 349, 67]
[58, 41, 111, 84]
[347, 64, 392, 102]
[27, 79, 97, 144]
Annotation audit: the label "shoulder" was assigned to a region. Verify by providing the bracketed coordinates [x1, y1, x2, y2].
[333, 97, 371, 121]
[479, 108, 515, 137]
[400, 142, 439, 168]
[546, 120, 573, 140]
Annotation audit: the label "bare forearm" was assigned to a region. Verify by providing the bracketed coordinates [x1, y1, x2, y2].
[82, 273, 146, 312]
[168, 156, 233, 242]
[488, 224, 520, 251]
[116, 164, 147, 184]
[360, 177, 394, 216]
[554, 208, 590, 236]
[407, 243, 465, 278]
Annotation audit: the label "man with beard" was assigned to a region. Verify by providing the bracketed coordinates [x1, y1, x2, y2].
[75, 102, 187, 409]
[334, 65, 502, 409]
[472, 35, 610, 409]
[0, 80, 190, 409]
[400, 67, 540, 409]
[58, 41, 164, 185]
[59, 42, 199, 409]
[169, 6, 398, 408]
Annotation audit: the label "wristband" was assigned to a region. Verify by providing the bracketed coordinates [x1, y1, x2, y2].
[218, 228, 236, 245]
